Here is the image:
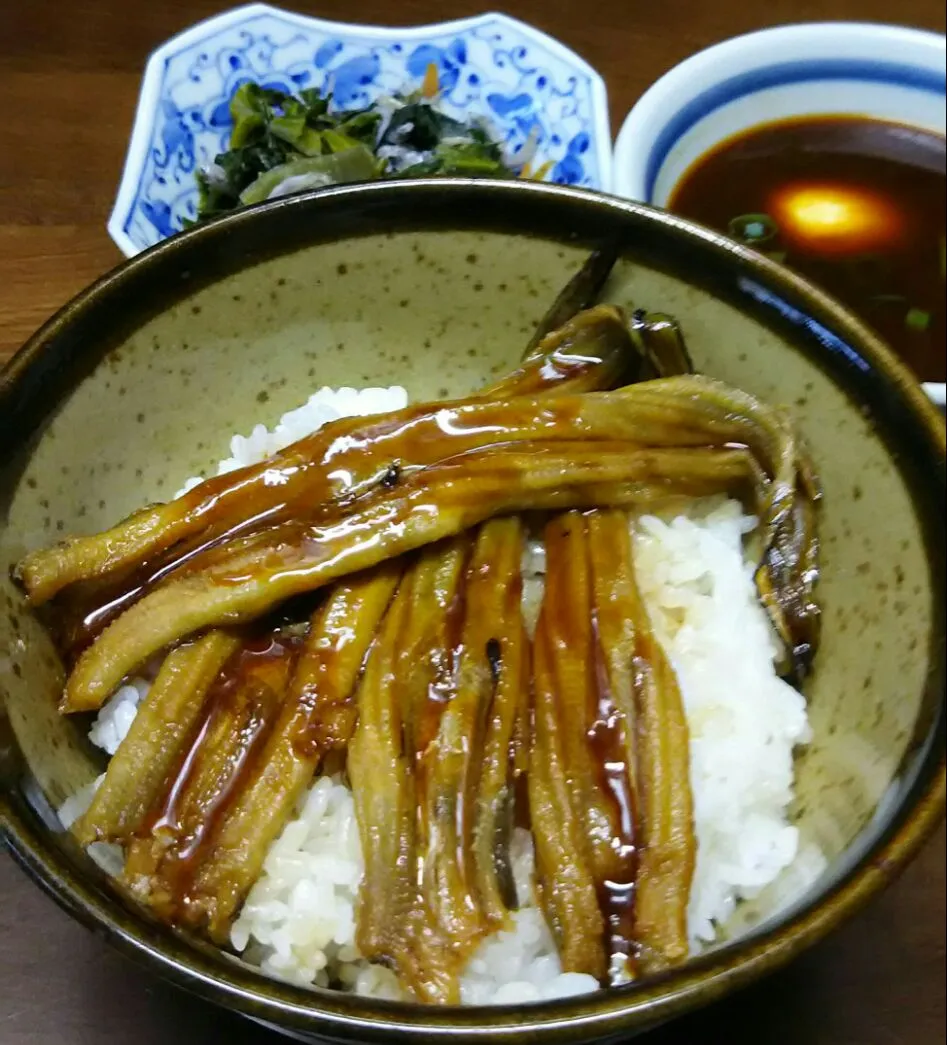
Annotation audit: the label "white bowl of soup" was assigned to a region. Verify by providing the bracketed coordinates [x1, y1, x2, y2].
[613, 23, 946, 404]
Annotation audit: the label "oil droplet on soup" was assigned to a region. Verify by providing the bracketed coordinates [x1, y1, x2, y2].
[770, 183, 904, 254]
[668, 115, 946, 383]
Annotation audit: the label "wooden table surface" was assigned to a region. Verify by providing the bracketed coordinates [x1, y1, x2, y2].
[1, 2, 944, 1042]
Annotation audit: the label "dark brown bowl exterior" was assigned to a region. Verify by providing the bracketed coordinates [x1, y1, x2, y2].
[1, 179, 944, 1043]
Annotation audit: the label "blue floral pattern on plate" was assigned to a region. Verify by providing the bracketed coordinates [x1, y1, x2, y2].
[108, 4, 611, 256]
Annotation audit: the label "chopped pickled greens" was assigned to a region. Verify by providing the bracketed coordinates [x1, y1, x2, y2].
[238, 147, 382, 205]
[193, 77, 522, 224]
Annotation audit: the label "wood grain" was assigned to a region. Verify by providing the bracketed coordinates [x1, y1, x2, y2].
[0, 2, 944, 1042]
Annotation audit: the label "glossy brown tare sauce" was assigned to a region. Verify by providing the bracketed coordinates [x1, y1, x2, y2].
[669, 115, 946, 383]
[47, 398, 597, 660]
[587, 607, 639, 974]
[531, 508, 692, 983]
[123, 630, 302, 914]
[22, 283, 822, 1000]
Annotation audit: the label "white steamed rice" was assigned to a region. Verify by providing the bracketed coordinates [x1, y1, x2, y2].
[62, 381, 816, 1003]
[633, 502, 812, 944]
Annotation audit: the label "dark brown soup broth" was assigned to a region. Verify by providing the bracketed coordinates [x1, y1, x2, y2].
[668, 116, 946, 383]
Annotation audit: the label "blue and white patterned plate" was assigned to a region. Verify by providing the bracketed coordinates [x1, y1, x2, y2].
[108, 3, 612, 257]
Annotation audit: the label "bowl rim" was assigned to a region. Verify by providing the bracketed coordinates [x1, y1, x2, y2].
[611, 20, 947, 407]
[613, 21, 946, 201]
[2, 178, 945, 1042]
[105, 1, 613, 258]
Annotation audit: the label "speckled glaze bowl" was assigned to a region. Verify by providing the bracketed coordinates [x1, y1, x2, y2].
[1, 180, 944, 1043]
